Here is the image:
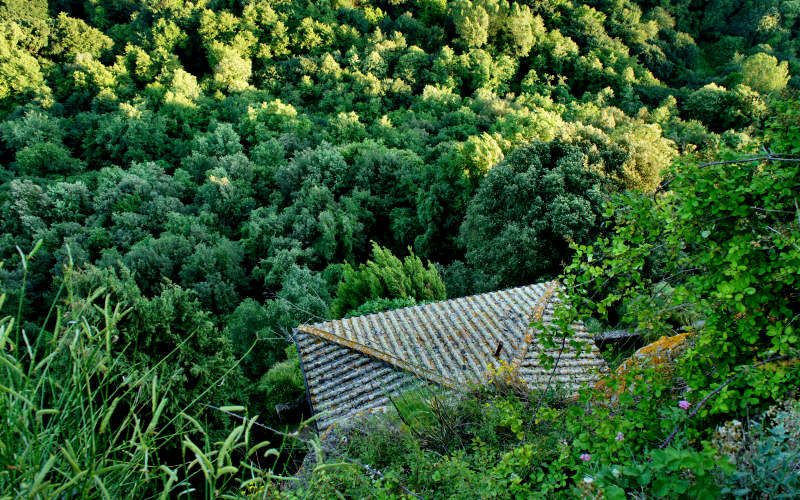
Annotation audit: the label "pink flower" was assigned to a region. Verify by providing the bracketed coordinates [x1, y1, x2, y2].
[580, 453, 591, 462]
[615, 432, 624, 442]
[679, 400, 691, 410]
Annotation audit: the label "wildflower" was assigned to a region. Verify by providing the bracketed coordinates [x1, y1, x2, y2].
[615, 431, 624, 441]
[679, 400, 691, 410]
[580, 453, 591, 462]
[583, 476, 594, 484]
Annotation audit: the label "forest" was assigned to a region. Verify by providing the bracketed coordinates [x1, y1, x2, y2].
[0, 0, 798, 497]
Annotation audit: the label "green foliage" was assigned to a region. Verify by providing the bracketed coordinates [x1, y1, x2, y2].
[766, 92, 800, 153]
[0, 249, 282, 498]
[47, 13, 114, 61]
[0, 30, 49, 112]
[554, 149, 800, 419]
[225, 298, 287, 379]
[66, 264, 247, 425]
[0, 0, 797, 492]
[590, 445, 729, 499]
[742, 53, 791, 94]
[718, 400, 800, 498]
[15, 141, 84, 177]
[297, 374, 740, 499]
[330, 242, 445, 318]
[0, 0, 47, 19]
[346, 296, 418, 317]
[460, 140, 611, 289]
[684, 83, 767, 132]
[256, 345, 305, 423]
[296, 388, 575, 499]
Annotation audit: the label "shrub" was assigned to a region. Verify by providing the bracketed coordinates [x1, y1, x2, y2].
[551, 150, 800, 421]
[256, 345, 306, 422]
[330, 242, 445, 318]
[716, 400, 800, 498]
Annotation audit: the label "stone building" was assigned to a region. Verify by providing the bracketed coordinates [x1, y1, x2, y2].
[294, 281, 608, 431]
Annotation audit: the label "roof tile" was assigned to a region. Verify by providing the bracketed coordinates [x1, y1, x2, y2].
[295, 281, 608, 429]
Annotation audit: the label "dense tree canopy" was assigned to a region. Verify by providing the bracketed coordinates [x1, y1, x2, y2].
[460, 141, 611, 289]
[0, 0, 794, 449]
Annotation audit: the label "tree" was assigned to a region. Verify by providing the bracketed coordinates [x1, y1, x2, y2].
[460, 141, 610, 289]
[610, 122, 677, 192]
[0, 32, 49, 112]
[0, 0, 48, 20]
[450, 0, 489, 50]
[683, 83, 758, 132]
[208, 42, 252, 92]
[452, 132, 504, 185]
[330, 242, 446, 318]
[15, 142, 84, 177]
[225, 298, 287, 380]
[178, 237, 246, 313]
[64, 264, 246, 426]
[46, 12, 113, 61]
[0, 109, 64, 151]
[741, 52, 790, 94]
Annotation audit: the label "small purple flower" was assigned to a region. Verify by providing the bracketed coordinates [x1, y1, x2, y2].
[580, 453, 591, 462]
[615, 432, 624, 442]
[679, 400, 691, 410]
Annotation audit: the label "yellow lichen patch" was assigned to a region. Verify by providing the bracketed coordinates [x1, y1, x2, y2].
[594, 332, 694, 402]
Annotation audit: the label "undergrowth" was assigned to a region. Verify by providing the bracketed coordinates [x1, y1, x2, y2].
[0, 246, 293, 498]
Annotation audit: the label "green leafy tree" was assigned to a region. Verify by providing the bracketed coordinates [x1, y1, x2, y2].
[610, 122, 677, 192]
[64, 264, 246, 428]
[331, 242, 446, 318]
[0, 0, 47, 19]
[0, 32, 49, 112]
[225, 298, 286, 380]
[684, 83, 765, 132]
[460, 141, 610, 289]
[452, 132, 504, 185]
[0, 109, 64, 151]
[450, 0, 490, 50]
[741, 52, 790, 94]
[45, 12, 113, 61]
[178, 237, 246, 313]
[208, 42, 252, 92]
[15, 142, 84, 177]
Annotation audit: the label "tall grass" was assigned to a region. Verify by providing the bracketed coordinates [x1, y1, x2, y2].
[0, 245, 285, 499]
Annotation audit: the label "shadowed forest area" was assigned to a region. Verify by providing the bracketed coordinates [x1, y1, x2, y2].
[0, 0, 798, 497]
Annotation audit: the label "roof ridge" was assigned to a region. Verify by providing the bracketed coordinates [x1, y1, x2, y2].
[510, 281, 559, 371]
[296, 281, 559, 387]
[299, 280, 559, 330]
[298, 325, 460, 388]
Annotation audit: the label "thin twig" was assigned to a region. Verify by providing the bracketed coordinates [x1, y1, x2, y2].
[528, 323, 569, 432]
[658, 154, 800, 192]
[766, 225, 800, 251]
[750, 206, 794, 214]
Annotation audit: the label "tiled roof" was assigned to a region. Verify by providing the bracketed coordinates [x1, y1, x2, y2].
[295, 281, 608, 430]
